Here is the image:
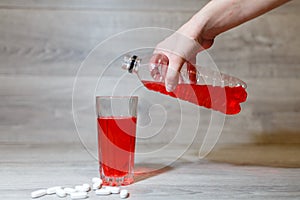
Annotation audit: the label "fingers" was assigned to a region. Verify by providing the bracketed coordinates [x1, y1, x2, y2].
[150, 31, 204, 92]
[149, 51, 185, 91]
[149, 53, 168, 81]
[165, 55, 185, 92]
[149, 52, 195, 91]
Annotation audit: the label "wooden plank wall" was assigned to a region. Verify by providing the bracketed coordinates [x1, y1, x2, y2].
[0, 0, 299, 146]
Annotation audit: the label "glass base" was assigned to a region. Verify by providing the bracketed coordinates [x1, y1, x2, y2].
[101, 174, 134, 186]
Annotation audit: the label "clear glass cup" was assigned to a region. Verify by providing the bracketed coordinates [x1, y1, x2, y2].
[96, 96, 138, 186]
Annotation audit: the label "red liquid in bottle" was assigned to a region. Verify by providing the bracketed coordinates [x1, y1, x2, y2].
[97, 116, 137, 185]
[142, 81, 247, 115]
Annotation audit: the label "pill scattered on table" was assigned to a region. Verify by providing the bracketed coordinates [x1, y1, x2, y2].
[46, 186, 62, 195]
[56, 188, 67, 198]
[31, 189, 47, 198]
[95, 188, 111, 195]
[70, 192, 88, 199]
[30, 178, 130, 199]
[64, 187, 76, 195]
[92, 177, 102, 184]
[120, 189, 129, 199]
[92, 182, 101, 190]
[106, 186, 121, 194]
[82, 184, 90, 192]
[75, 185, 83, 192]
[75, 185, 90, 192]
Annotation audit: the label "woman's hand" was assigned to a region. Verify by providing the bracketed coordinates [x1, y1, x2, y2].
[149, 29, 209, 92]
[150, 0, 291, 92]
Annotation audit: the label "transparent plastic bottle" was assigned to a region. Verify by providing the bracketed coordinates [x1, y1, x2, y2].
[122, 54, 247, 115]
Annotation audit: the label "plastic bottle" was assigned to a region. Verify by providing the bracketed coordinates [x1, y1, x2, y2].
[122, 54, 247, 115]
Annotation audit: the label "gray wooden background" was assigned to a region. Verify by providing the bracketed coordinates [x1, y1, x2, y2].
[0, 0, 299, 149]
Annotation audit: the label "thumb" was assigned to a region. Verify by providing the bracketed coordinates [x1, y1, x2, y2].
[165, 56, 185, 92]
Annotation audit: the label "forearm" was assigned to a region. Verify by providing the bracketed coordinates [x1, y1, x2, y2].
[159, 0, 291, 92]
[181, 0, 291, 41]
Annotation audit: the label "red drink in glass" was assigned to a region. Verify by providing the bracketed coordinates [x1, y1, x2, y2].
[96, 96, 138, 186]
[97, 116, 136, 185]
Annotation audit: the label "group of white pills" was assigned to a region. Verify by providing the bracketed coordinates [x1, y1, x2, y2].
[31, 177, 129, 199]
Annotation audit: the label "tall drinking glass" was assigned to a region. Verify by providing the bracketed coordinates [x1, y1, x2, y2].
[96, 96, 138, 186]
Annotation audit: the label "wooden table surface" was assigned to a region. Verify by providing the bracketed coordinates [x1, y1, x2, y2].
[1, 143, 299, 200]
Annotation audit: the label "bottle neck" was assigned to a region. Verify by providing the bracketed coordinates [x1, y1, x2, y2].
[122, 55, 140, 73]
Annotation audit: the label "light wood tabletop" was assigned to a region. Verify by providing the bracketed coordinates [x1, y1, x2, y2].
[1, 143, 300, 200]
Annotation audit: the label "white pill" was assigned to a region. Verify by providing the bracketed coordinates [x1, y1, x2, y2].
[92, 177, 102, 184]
[82, 183, 90, 192]
[75, 185, 90, 192]
[46, 186, 62, 195]
[56, 188, 67, 197]
[108, 186, 120, 194]
[31, 189, 47, 198]
[70, 192, 88, 199]
[120, 189, 129, 199]
[92, 182, 101, 190]
[95, 188, 111, 195]
[64, 187, 76, 195]
[75, 185, 82, 191]
[75, 185, 84, 192]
